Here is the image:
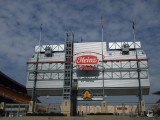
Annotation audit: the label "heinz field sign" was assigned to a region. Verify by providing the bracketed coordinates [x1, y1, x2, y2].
[75, 55, 99, 65]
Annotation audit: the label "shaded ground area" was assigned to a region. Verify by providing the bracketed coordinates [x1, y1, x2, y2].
[0, 115, 160, 120]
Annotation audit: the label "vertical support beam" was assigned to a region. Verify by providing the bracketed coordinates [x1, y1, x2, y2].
[63, 32, 77, 116]
[31, 52, 39, 113]
[71, 87, 78, 116]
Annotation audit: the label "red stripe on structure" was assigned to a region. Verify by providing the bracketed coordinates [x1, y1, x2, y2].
[27, 58, 148, 64]
[27, 60, 66, 64]
[103, 58, 148, 62]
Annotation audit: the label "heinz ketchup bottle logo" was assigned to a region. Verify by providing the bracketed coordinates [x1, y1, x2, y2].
[76, 55, 99, 64]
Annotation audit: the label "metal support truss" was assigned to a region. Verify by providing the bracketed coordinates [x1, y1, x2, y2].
[28, 62, 65, 81]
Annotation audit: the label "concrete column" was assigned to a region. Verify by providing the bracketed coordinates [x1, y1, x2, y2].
[28, 101, 36, 113]
[122, 104, 125, 115]
[101, 101, 108, 113]
[114, 105, 117, 114]
[0, 102, 5, 111]
[138, 100, 146, 113]
[60, 100, 71, 116]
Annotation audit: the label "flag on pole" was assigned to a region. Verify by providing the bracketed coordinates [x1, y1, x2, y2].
[132, 21, 135, 29]
[40, 24, 42, 31]
[39, 24, 42, 47]
[101, 16, 104, 28]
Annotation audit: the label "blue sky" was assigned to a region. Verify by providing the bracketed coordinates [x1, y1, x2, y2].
[0, 0, 160, 104]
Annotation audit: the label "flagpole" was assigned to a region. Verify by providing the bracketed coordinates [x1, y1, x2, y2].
[39, 24, 42, 47]
[132, 21, 143, 114]
[32, 24, 42, 113]
[101, 16, 105, 100]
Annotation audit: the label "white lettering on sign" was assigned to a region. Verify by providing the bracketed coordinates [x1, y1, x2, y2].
[76, 55, 99, 64]
[80, 65, 94, 70]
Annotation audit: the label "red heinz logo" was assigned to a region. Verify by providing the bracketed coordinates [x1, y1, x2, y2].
[76, 55, 99, 64]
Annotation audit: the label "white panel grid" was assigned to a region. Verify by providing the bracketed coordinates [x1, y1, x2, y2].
[37, 73, 44, 80]
[38, 64, 42, 70]
[113, 72, 121, 78]
[139, 61, 148, 68]
[50, 63, 57, 70]
[140, 71, 148, 78]
[29, 73, 34, 80]
[109, 41, 141, 50]
[104, 72, 112, 78]
[28, 64, 35, 70]
[130, 61, 137, 68]
[103, 62, 112, 69]
[130, 71, 138, 78]
[121, 61, 130, 68]
[35, 44, 64, 52]
[112, 61, 121, 68]
[57, 63, 64, 70]
[51, 73, 58, 79]
[59, 73, 64, 79]
[43, 73, 51, 79]
[121, 72, 130, 78]
[42, 63, 49, 70]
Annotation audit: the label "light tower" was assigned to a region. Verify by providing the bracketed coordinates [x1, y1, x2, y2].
[132, 21, 145, 114]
